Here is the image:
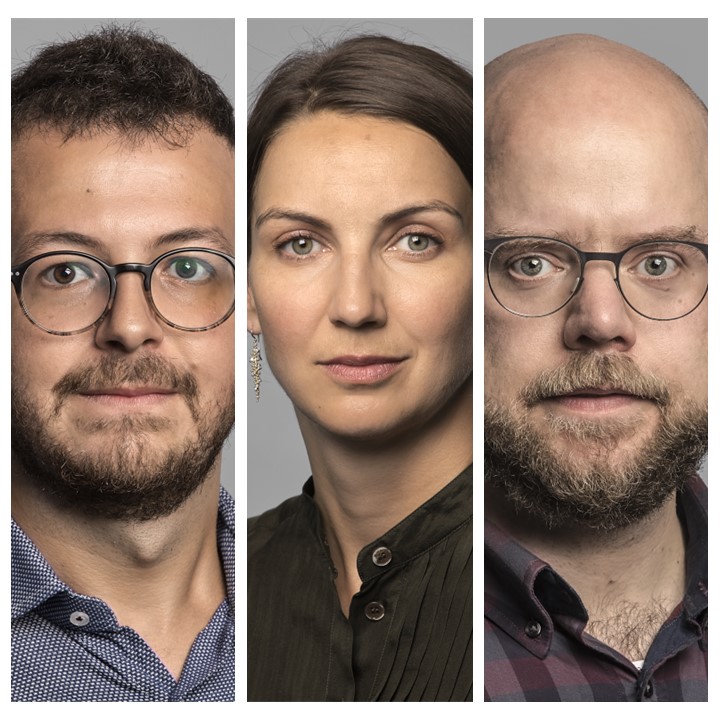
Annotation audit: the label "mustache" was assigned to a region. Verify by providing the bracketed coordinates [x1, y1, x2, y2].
[52, 355, 199, 416]
[520, 353, 671, 407]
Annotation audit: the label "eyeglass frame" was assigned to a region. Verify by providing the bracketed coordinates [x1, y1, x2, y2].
[11, 246, 236, 336]
[484, 236, 708, 321]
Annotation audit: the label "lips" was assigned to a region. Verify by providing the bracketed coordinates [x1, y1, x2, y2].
[555, 387, 636, 398]
[545, 386, 649, 413]
[317, 355, 407, 384]
[80, 386, 176, 397]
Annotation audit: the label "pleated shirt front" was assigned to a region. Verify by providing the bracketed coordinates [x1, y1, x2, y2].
[248, 466, 472, 701]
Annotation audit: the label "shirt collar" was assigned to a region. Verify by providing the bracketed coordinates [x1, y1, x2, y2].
[12, 488, 236, 620]
[302, 464, 472, 582]
[485, 474, 708, 656]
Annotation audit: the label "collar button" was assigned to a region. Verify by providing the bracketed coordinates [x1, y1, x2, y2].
[372, 546, 392, 567]
[70, 611, 90, 627]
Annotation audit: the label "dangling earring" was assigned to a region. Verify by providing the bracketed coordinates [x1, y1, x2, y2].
[250, 333, 262, 402]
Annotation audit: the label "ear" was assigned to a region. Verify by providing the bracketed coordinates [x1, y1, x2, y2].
[247, 284, 262, 335]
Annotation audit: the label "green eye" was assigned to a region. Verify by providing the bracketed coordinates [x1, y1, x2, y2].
[175, 258, 199, 278]
[168, 257, 212, 281]
[291, 238, 313, 255]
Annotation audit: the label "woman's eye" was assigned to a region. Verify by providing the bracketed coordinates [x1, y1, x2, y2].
[279, 236, 321, 257]
[394, 233, 439, 253]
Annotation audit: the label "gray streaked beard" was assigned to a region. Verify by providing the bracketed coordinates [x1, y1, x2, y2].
[485, 353, 707, 531]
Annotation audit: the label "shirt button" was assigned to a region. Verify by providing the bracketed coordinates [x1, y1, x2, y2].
[524, 619, 542, 638]
[69, 611, 90, 627]
[644, 680, 654, 699]
[365, 601, 386, 621]
[372, 546, 392, 567]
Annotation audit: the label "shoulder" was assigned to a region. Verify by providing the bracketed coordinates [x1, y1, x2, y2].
[248, 494, 312, 551]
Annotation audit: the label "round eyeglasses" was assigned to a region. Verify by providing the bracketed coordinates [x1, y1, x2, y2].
[485, 237, 708, 321]
[11, 247, 235, 335]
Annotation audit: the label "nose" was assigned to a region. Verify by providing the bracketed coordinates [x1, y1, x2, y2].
[563, 262, 637, 351]
[94, 272, 165, 351]
[327, 251, 387, 328]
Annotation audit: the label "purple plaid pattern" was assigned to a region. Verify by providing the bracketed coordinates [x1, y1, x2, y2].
[484, 476, 707, 701]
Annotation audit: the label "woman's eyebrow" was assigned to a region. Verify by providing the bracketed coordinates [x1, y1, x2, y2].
[254, 208, 332, 233]
[255, 201, 465, 232]
[379, 201, 465, 228]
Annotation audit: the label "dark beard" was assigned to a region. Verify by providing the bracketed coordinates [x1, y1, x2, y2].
[485, 354, 707, 531]
[12, 355, 235, 522]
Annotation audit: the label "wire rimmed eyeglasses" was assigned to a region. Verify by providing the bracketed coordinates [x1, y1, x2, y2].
[485, 236, 708, 321]
[11, 247, 235, 335]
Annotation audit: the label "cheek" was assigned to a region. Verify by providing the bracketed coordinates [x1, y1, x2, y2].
[254, 280, 325, 354]
[401, 273, 472, 357]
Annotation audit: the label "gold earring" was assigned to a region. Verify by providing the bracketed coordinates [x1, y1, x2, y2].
[250, 333, 262, 402]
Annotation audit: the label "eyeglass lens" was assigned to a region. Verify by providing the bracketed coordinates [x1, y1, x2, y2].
[487, 239, 707, 320]
[18, 250, 235, 333]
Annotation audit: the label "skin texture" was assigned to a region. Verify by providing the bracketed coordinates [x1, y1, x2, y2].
[484, 34, 707, 658]
[11, 128, 235, 678]
[249, 112, 472, 613]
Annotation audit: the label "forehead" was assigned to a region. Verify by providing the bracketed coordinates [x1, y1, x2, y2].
[254, 112, 470, 220]
[485, 62, 707, 244]
[12, 129, 234, 256]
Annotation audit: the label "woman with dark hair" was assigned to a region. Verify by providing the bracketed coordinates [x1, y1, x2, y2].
[247, 34, 472, 702]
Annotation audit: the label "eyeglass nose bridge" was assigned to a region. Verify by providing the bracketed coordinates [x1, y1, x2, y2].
[570, 250, 624, 304]
[85, 262, 159, 333]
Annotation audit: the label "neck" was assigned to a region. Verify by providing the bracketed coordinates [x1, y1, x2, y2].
[486, 487, 686, 658]
[298, 377, 472, 614]
[12, 459, 226, 678]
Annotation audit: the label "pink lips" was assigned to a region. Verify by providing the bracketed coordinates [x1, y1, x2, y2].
[548, 387, 644, 413]
[318, 355, 406, 384]
[79, 386, 177, 407]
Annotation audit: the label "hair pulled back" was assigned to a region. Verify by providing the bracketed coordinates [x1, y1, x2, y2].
[248, 34, 472, 245]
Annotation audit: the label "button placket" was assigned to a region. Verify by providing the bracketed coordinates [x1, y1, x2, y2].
[365, 601, 386, 621]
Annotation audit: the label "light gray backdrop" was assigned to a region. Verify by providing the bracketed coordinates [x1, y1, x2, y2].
[485, 19, 708, 485]
[247, 18, 473, 517]
[11, 18, 236, 497]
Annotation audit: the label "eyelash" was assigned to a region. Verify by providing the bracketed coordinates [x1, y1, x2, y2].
[273, 230, 444, 261]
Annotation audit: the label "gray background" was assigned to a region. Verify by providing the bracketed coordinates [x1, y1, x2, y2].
[247, 19, 473, 517]
[485, 19, 708, 484]
[11, 18, 236, 497]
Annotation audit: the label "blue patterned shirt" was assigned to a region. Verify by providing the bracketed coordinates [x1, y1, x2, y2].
[11, 489, 235, 702]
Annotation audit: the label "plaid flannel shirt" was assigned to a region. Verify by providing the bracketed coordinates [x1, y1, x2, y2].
[485, 475, 707, 701]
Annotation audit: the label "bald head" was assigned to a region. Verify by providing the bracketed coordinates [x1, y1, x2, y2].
[486, 34, 706, 130]
[485, 34, 707, 244]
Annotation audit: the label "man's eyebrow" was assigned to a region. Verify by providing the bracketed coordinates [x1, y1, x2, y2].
[621, 226, 707, 245]
[486, 225, 707, 246]
[154, 227, 234, 254]
[255, 201, 464, 232]
[17, 231, 103, 258]
[16, 226, 234, 259]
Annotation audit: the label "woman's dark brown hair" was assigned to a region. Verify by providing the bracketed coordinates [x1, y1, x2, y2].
[248, 35, 472, 251]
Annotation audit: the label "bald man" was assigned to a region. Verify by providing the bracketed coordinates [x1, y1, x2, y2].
[484, 35, 707, 702]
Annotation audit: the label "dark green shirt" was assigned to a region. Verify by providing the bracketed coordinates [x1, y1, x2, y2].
[248, 466, 473, 701]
